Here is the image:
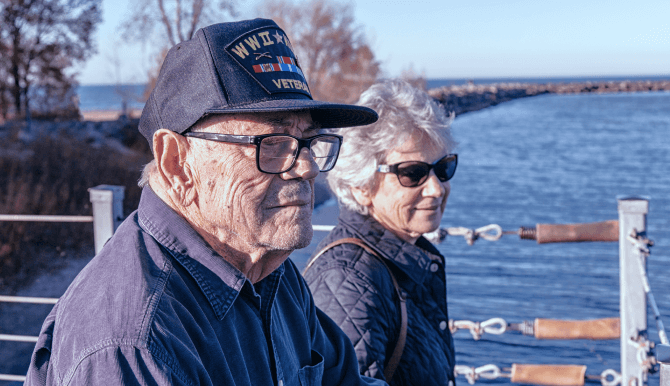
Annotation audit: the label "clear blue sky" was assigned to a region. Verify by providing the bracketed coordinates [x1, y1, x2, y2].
[78, 0, 670, 85]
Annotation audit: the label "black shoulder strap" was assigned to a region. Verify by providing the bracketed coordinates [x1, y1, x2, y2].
[304, 237, 407, 383]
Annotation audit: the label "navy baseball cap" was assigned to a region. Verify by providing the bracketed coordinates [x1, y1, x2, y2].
[139, 18, 378, 145]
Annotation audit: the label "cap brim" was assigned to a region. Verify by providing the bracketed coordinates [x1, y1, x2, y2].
[205, 99, 378, 129]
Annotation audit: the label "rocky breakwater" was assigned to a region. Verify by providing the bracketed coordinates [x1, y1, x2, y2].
[428, 79, 670, 116]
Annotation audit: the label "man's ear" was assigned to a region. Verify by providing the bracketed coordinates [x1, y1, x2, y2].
[153, 129, 195, 204]
[350, 185, 372, 207]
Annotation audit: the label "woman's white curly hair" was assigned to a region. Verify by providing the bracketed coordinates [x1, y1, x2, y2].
[327, 79, 456, 215]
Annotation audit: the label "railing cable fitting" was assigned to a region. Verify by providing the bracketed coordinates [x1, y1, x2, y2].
[450, 318, 507, 340]
[454, 364, 510, 384]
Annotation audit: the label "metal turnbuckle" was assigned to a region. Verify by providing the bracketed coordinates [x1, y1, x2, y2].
[599, 369, 623, 386]
[446, 224, 503, 246]
[450, 318, 507, 340]
[454, 364, 509, 384]
[628, 336, 655, 373]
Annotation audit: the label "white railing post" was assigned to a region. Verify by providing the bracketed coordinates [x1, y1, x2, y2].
[618, 196, 649, 386]
[89, 185, 125, 255]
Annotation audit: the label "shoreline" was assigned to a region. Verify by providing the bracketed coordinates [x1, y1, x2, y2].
[428, 79, 670, 115]
[80, 108, 143, 122]
[74, 79, 670, 122]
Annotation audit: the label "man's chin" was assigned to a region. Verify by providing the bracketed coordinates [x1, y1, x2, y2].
[261, 223, 313, 252]
[258, 205, 314, 249]
[285, 224, 314, 250]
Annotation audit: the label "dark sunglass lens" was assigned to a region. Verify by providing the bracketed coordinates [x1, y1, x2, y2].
[434, 155, 457, 182]
[396, 162, 430, 187]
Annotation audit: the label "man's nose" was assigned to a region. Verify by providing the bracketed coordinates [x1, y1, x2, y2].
[282, 147, 320, 180]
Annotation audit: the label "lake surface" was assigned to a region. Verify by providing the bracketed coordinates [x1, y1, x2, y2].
[76, 84, 146, 111]
[292, 91, 670, 385]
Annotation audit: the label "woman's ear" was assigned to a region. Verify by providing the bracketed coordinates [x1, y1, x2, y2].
[351, 185, 372, 207]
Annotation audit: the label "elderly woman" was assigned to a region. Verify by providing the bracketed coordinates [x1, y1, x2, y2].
[303, 79, 458, 386]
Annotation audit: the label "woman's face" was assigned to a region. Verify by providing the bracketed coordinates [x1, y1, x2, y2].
[362, 138, 451, 244]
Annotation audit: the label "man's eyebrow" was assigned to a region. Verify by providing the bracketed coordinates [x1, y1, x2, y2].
[266, 117, 291, 128]
[265, 117, 322, 133]
[303, 124, 322, 134]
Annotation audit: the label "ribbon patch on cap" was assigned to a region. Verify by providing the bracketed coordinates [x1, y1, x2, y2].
[226, 27, 311, 97]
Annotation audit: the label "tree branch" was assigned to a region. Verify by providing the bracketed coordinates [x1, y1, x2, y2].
[157, 0, 177, 46]
[187, 0, 204, 39]
[176, 0, 184, 43]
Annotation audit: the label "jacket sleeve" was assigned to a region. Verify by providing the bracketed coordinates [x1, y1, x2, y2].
[306, 245, 400, 381]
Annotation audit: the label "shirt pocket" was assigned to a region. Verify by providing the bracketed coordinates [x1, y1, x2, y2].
[297, 350, 324, 386]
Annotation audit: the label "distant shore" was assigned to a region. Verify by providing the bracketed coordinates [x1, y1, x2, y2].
[428, 79, 670, 115]
[80, 108, 143, 122]
[75, 79, 670, 122]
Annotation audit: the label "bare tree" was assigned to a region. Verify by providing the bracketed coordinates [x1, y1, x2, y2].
[259, 0, 381, 103]
[0, 0, 102, 119]
[0, 38, 11, 121]
[141, 47, 169, 100]
[121, 0, 236, 98]
[122, 0, 236, 48]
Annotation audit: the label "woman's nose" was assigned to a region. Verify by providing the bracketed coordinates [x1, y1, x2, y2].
[422, 171, 447, 197]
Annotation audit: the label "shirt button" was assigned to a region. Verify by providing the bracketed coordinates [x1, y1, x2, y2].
[430, 263, 439, 272]
[439, 320, 448, 330]
[278, 380, 283, 386]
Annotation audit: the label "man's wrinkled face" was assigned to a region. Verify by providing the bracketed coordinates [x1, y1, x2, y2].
[187, 112, 320, 254]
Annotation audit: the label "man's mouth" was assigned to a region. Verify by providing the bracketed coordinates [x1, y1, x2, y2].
[268, 198, 312, 209]
[280, 200, 311, 207]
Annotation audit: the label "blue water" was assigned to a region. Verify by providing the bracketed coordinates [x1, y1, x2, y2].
[292, 91, 670, 385]
[76, 84, 146, 112]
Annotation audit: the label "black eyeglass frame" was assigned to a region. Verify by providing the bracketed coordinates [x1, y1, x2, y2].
[183, 132, 344, 174]
[377, 153, 458, 187]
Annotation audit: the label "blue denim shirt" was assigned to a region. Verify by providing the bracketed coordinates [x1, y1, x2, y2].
[25, 187, 386, 386]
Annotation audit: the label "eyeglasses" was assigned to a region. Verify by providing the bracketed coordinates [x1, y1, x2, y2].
[377, 153, 458, 187]
[183, 132, 343, 174]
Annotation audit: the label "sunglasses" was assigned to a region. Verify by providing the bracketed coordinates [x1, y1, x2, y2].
[377, 153, 458, 187]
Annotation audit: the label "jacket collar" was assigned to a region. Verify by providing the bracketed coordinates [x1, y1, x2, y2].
[337, 208, 444, 285]
[137, 186, 284, 320]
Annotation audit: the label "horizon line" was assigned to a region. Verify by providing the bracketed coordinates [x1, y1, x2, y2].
[78, 73, 670, 87]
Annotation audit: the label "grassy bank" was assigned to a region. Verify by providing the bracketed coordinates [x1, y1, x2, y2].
[0, 119, 152, 292]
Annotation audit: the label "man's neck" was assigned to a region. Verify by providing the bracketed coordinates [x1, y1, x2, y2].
[150, 180, 291, 283]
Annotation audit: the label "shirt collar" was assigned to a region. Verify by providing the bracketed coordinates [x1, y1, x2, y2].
[137, 186, 254, 320]
[338, 208, 444, 285]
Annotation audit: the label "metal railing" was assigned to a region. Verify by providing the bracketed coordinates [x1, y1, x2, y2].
[0, 185, 125, 383]
[1, 194, 668, 385]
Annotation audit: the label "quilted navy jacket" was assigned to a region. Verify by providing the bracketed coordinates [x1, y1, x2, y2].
[303, 208, 456, 386]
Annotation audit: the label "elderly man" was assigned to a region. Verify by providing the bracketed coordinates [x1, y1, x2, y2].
[25, 19, 384, 386]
